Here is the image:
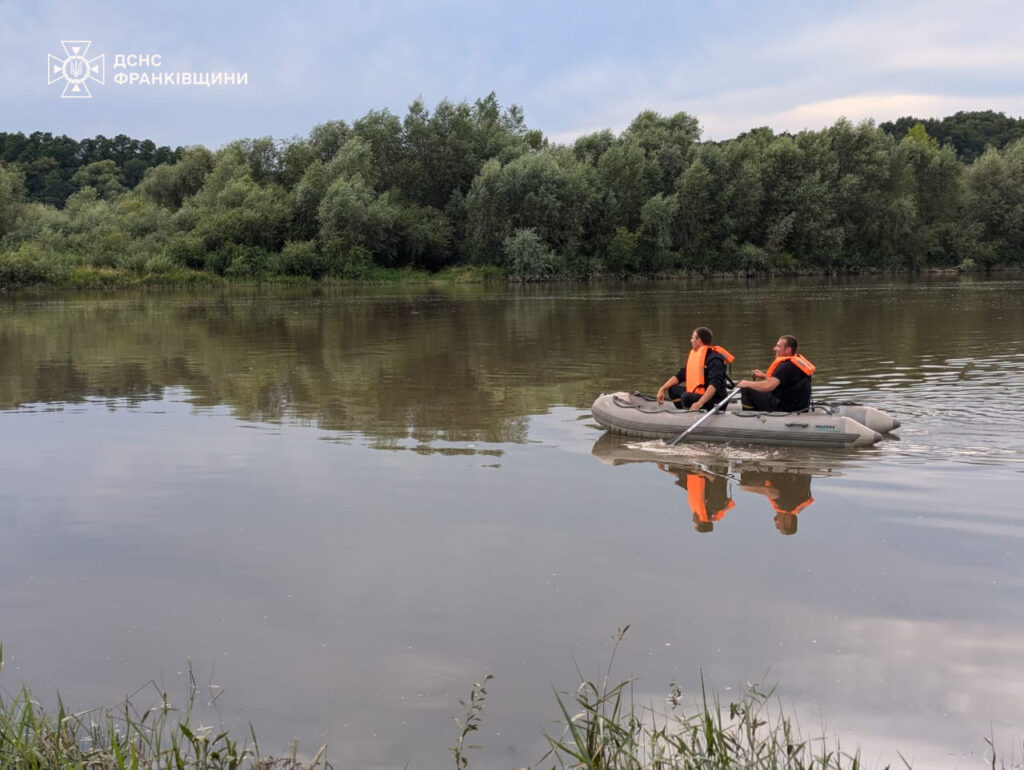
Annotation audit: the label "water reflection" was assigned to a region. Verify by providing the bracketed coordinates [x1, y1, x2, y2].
[591, 432, 848, 536]
[737, 470, 814, 535]
[2, 278, 1023, 769]
[656, 463, 734, 533]
[2, 280, 1023, 463]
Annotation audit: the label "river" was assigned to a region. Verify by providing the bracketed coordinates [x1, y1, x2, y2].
[1, 275, 1022, 769]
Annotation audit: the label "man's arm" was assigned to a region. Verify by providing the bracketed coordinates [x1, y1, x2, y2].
[656, 375, 680, 404]
[737, 376, 780, 392]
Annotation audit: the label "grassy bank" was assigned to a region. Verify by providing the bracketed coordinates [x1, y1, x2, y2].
[0, 258, 510, 291]
[2, 259, 1016, 292]
[0, 681, 324, 770]
[3, 639, 1021, 770]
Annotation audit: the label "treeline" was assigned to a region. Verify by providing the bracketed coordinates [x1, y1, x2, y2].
[1, 96, 1023, 288]
[0, 131, 181, 208]
[880, 110, 1024, 163]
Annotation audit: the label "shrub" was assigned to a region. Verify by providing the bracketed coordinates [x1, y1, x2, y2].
[0, 243, 68, 287]
[503, 227, 563, 281]
[277, 239, 333, 278]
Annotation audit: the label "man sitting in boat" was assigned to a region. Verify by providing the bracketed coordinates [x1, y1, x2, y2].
[655, 326, 734, 410]
[736, 335, 815, 412]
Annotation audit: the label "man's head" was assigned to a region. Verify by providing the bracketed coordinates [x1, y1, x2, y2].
[692, 513, 714, 533]
[774, 512, 798, 535]
[691, 327, 713, 349]
[773, 335, 798, 357]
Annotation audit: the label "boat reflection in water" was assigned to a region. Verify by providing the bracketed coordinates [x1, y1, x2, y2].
[591, 433, 851, 536]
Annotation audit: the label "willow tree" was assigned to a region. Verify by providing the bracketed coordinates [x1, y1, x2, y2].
[963, 139, 1024, 264]
[463, 148, 597, 270]
[0, 162, 25, 239]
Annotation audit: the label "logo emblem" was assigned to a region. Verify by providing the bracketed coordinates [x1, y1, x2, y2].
[48, 41, 105, 98]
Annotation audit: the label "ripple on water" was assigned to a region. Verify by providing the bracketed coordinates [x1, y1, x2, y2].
[865, 357, 1024, 468]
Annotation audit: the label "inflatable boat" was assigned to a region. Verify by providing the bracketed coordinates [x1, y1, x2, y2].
[591, 391, 898, 448]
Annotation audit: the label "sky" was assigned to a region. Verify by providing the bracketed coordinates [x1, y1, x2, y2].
[3, 0, 1024, 151]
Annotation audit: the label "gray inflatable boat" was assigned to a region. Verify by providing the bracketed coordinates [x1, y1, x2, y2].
[591, 391, 898, 448]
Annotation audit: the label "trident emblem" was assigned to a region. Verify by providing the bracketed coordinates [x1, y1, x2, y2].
[48, 41, 105, 98]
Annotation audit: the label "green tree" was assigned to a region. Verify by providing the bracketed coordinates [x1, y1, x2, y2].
[394, 94, 536, 213]
[307, 120, 352, 163]
[317, 173, 387, 272]
[596, 138, 647, 230]
[352, 109, 404, 193]
[573, 130, 615, 165]
[890, 123, 963, 267]
[0, 162, 26, 239]
[70, 159, 126, 201]
[810, 118, 898, 267]
[291, 136, 377, 242]
[963, 139, 1024, 264]
[637, 192, 678, 272]
[674, 156, 717, 267]
[603, 226, 639, 276]
[881, 110, 1024, 162]
[136, 146, 215, 209]
[622, 110, 701, 196]
[502, 227, 561, 280]
[176, 147, 291, 268]
[464, 149, 596, 267]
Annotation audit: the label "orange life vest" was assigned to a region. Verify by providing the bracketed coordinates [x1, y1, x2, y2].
[685, 345, 735, 393]
[770, 495, 815, 516]
[761, 480, 815, 515]
[766, 354, 815, 378]
[688, 474, 735, 522]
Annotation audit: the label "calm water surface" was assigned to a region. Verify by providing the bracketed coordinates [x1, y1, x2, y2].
[1, 276, 1022, 769]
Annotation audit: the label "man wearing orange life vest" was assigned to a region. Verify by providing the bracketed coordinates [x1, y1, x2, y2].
[655, 327, 734, 411]
[736, 335, 815, 412]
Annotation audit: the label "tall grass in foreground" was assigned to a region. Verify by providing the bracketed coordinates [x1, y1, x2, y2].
[3, 638, 1021, 769]
[543, 668, 881, 770]
[533, 627, 1022, 770]
[0, 656, 328, 769]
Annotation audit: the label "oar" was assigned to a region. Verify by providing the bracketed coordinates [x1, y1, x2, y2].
[667, 387, 742, 446]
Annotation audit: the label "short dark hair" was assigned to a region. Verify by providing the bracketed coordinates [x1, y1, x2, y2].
[775, 512, 798, 535]
[780, 335, 798, 353]
[694, 327, 713, 345]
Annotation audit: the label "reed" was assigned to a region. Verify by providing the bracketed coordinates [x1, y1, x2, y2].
[536, 628, 918, 770]
[3, 642, 1021, 770]
[0, 654, 328, 770]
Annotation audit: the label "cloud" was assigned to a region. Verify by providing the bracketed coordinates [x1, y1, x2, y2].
[774, 93, 1022, 131]
[5, 1, 1024, 150]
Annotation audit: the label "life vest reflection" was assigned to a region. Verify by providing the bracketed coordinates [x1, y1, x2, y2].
[656, 464, 735, 533]
[737, 471, 815, 535]
[591, 434, 825, 535]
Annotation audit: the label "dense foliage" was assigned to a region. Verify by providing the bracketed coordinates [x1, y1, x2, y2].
[1, 98, 1022, 287]
[0, 131, 181, 207]
[880, 109, 1024, 163]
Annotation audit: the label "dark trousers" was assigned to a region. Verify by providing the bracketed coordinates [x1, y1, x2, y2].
[668, 384, 706, 410]
[741, 388, 779, 411]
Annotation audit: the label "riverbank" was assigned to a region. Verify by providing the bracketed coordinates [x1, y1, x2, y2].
[1, 258, 1018, 292]
[2, 638, 1018, 770]
[0, 261, 505, 291]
